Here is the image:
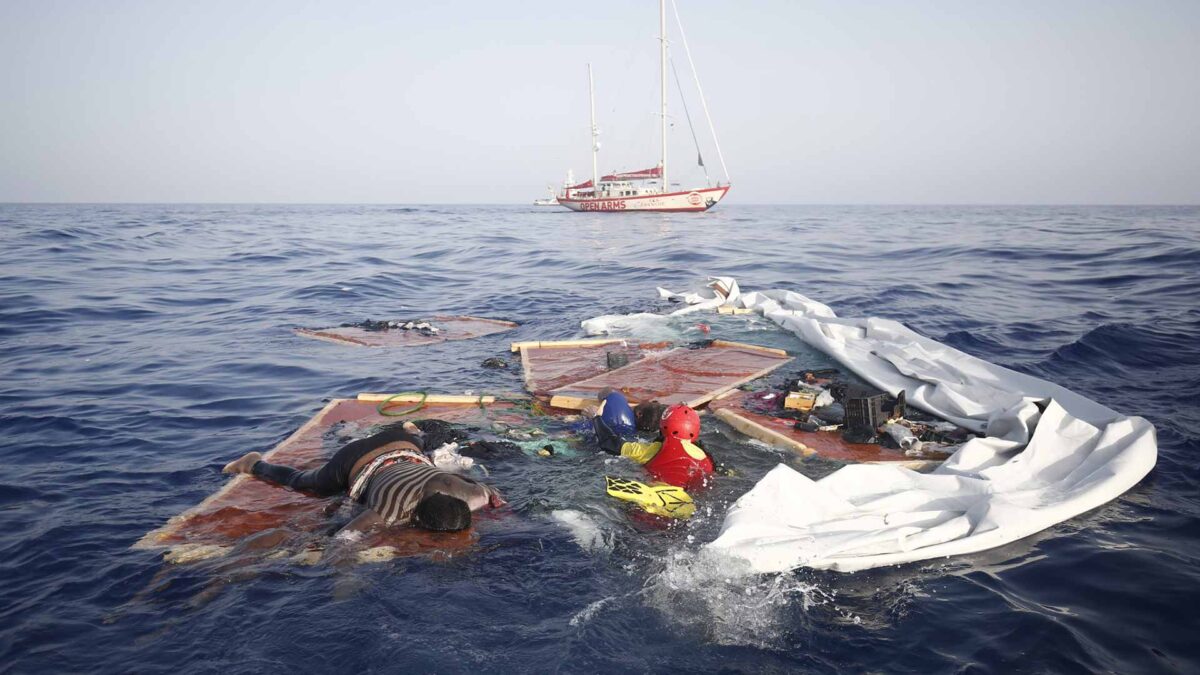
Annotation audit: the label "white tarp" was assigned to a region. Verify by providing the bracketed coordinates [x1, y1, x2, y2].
[585, 278, 1158, 573]
[581, 277, 740, 336]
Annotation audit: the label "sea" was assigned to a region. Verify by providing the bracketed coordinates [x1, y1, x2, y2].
[1, 203, 1197, 673]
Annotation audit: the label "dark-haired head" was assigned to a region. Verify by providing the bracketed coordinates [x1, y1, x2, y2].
[634, 401, 667, 434]
[413, 493, 472, 532]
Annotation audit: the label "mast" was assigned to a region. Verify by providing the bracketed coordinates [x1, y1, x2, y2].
[659, 0, 668, 194]
[588, 64, 599, 197]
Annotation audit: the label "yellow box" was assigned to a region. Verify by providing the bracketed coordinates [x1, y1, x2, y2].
[784, 391, 818, 412]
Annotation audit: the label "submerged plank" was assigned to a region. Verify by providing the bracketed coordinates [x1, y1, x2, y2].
[356, 393, 501, 404]
[509, 338, 626, 353]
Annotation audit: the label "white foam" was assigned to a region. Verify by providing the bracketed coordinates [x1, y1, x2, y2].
[569, 595, 616, 627]
[551, 509, 611, 553]
[642, 548, 829, 649]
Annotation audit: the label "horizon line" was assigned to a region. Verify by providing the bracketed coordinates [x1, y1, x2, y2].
[3, 201, 1198, 208]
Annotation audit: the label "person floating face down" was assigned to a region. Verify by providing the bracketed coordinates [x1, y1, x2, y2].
[591, 391, 715, 491]
[222, 421, 504, 534]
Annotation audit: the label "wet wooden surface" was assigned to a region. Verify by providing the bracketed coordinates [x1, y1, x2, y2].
[140, 398, 526, 557]
[709, 390, 949, 464]
[547, 342, 791, 408]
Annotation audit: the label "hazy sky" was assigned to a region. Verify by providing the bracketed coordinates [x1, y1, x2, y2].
[2, 0, 1197, 204]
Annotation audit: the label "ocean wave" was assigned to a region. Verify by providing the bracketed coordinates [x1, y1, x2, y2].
[0, 203, 1196, 672]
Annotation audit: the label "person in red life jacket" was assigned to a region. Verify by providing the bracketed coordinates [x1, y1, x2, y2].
[594, 403, 715, 491]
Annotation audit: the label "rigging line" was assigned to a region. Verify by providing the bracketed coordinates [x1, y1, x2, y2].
[670, 0, 730, 184]
[669, 56, 711, 186]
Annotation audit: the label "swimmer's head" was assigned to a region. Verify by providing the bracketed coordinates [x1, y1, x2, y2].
[634, 400, 668, 433]
[413, 493, 472, 531]
[661, 404, 701, 442]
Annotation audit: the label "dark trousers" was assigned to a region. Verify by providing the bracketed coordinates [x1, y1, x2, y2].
[593, 416, 625, 455]
[252, 425, 424, 497]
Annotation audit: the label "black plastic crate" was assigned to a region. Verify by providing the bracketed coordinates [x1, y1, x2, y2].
[844, 392, 887, 433]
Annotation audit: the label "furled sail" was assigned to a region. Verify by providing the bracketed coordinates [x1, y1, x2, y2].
[601, 166, 662, 182]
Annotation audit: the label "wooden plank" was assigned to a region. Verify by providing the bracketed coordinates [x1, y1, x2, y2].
[546, 341, 791, 411]
[510, 338, 627, 353]
[717, 306, 756, 315]
[713, 407, 814, 457]
[547, 395, 594, 411]
[519, 346, 535, 391]
[518, 340, 655, 394]
[710, 339, 789, 358]
[356, 393, 498, 404]
[449, 316, 518, 328]
[294, 328, 370, 347]
[684, 356, 794, 409]
[549, 354, 792, 412]
[712, 393, 946, 467]
[133, 398, 345, 550]
[548, 394, 726, 413]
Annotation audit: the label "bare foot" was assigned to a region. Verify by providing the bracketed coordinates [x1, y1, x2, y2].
[222, 451, 261, 475]
[402, 421, 423, 436]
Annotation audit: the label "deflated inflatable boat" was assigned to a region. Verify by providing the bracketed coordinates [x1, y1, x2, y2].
[585, 277, 1158, 573]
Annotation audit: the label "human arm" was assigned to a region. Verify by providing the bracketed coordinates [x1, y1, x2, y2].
[318, 509, 384, 570]
[336, 509, 383, 536]
[424, 473, 501, 511]
[482, 484, 507, 509]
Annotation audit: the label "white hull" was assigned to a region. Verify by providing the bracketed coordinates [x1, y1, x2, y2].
[558, 185, 729, 212]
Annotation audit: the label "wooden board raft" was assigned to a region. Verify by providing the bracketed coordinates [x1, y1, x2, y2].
[708, 389, 948, 467]
[296, 315, 517, 348]
[543, 340, 792, 411]
[135, 394, 528, 563]
[512, 338, 674, 395]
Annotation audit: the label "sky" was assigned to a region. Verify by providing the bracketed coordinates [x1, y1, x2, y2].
[1, 0, 1197, 204]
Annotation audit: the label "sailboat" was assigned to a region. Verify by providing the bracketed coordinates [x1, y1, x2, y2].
[556, 0, 731, 213]
[533, 185, 559, 206]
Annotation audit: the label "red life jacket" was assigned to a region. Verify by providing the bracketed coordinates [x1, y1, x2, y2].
[644, 437, 714, 490]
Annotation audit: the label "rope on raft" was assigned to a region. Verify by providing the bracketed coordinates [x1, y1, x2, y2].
[376, 391, 428, 417]
[376, 391, 550, 425]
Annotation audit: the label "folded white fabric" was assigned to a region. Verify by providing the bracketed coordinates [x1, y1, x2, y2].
[708, 401, 1156, 572]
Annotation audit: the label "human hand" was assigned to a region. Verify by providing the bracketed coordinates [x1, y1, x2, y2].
[488, 490, 507, 508]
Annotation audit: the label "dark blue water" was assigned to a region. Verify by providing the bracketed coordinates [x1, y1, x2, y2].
[1, 204, 1198, 673]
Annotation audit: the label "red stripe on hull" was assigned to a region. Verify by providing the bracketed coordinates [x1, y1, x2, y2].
[558, 186, 730, 213]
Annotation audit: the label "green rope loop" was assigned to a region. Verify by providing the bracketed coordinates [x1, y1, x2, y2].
[376, 391, 428, 417]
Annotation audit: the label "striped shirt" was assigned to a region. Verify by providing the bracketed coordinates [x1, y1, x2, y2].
[364, 461, 449, 525]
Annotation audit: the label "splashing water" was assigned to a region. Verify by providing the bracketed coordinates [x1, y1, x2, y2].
[642, 548, 839, 649]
